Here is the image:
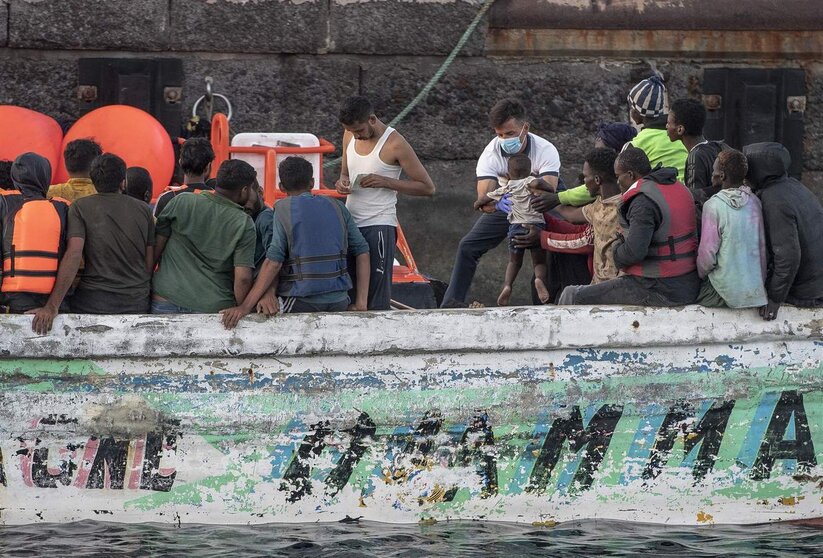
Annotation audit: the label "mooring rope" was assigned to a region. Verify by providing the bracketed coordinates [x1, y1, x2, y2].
[323, 0, 496, 169]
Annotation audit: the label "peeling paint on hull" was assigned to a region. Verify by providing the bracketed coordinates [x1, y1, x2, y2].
[0, 306, 821, 526]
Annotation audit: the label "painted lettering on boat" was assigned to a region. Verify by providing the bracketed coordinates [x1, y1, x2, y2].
[15, 432, 177, 491]
[4, 390, 816, 500]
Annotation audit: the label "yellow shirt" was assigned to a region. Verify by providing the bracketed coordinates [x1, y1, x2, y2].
[47, 178, 97, 202]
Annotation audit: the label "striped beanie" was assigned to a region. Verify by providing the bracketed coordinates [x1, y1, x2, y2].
[627, 74, 667, 119]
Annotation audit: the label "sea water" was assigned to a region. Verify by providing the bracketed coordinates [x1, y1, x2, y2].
[1, 520, 821, 557]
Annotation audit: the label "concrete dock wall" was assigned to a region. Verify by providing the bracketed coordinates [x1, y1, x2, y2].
[0, 306, 821, 525]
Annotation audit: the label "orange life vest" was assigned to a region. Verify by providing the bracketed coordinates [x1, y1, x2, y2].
[2, 198, 67, 294]
[0, 189, 21, 196]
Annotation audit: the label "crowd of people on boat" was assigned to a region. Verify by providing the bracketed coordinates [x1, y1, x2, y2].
[1, 74, 822, 333]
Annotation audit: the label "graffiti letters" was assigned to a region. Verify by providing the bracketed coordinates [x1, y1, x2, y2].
[16, 432, 178, 492]
[527, 404, 624, 493]
[325, 412, 377, 497]
[643, 400, 734, 483]
[751, 390, 817, 480]
[448, 412, 498, 499]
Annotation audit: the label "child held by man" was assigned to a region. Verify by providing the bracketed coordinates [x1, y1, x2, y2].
[473, 153, 550, 306]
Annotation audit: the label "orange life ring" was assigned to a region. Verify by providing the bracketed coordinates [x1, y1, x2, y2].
[57, 105, 174, 200]
[0, 106, 64, 184]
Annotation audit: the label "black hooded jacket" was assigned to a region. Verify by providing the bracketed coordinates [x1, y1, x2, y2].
[613, 165, 700, 304]
[0, 153, 70, 311]
[743, 142, 823, 305]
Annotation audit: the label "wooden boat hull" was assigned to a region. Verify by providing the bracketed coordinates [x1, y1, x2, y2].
[0, 306, 821, 525]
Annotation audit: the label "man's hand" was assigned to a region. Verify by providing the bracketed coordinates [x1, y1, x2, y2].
[530, 191, 561, 213]
[512, 224, 540, 249]
[360, 173, 393, 190]
[495, 193, 513, 214]
[335, 177, 352, 195]
[27, 305, 58, 335]
[759, 300, 781, 321]
[473, 198, 489, 211]
[257, 291, 280, 316]
[221, 306, 251, 330]
[348, 301, 368, 312]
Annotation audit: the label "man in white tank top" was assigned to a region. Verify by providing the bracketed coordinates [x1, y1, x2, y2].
[335, 96, 435, 310]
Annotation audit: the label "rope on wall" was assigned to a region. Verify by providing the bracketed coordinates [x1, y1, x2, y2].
[323, 0, 496, 170]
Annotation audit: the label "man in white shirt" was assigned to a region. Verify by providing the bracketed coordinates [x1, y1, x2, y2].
[441, 98, 562, 307]
[335, 96, 435, 310]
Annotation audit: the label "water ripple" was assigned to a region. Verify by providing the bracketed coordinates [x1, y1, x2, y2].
[1, 519, 821, 557]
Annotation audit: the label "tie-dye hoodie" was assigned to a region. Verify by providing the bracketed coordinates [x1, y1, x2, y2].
[696, 186, 767, 308]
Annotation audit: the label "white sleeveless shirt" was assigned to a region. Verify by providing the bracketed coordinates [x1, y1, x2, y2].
[345, 126, 402, 227]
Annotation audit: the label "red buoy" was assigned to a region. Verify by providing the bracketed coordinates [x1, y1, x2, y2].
[0, 106, 64, 184]
[57, 105, 174, 200]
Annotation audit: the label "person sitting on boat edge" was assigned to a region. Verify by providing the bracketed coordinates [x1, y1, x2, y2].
[531, 122, 637, 211]
[1, 153, 70, 315]
[244, 179, 274, 278]
[441, 98, 576, 308]
[626, 74, 688, 182]
[473, 153, 550, 306]
[743, 142, 823, 320]
[151, 159, 256, 314]
[335, 95, 435, 311]
[221, 156, 370, 329]
[536, 147, 622, 286]
[30, 153, 155, 333]
[695, 149, 767, 309]
[47, 139, 102, 203]
[557, 147, 700, 306]
[666, 98, 729, 222]
[0, 160, 14, 191]
[126, 167, 153, 205]
[154, 137, 215, 218]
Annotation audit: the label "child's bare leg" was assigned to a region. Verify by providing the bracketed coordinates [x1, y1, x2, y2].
[498, 252, 523, 306]
[530, 247, 551, 303]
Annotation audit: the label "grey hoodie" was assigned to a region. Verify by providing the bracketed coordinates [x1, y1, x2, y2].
[743, 142, 823, 304]
[697, 186, 767, 308]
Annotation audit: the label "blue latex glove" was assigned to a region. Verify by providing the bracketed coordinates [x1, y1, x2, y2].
[495, 193, 513, 214]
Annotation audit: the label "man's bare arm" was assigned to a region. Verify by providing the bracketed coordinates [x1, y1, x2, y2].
[335, 131, 352, 194]
[28, 237, 84, 334]
[360, 134, 435, 196]
[553, 205, 587, 224]
[351, 253, 370, 311]
[221, 260, 283, 329]
[233, 266, 254, 305]
[153, 235, 169, 268]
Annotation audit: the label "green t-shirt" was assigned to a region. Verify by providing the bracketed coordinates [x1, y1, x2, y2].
[153, 192, 255, 312]
[629, 127, 688, 181]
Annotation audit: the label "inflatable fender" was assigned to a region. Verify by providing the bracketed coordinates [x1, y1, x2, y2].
[0, 106, 64, 184]
[57, 105, 174, 200]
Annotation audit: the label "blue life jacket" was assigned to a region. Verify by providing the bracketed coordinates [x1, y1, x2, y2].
[274, 195, 351, 298]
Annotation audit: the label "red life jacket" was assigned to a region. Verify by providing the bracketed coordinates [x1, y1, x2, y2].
[2, 197, 69, 294]
[619, 178, 697, 278]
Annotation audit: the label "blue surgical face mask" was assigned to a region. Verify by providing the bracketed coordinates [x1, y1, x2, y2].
[500, 125, 526, 154]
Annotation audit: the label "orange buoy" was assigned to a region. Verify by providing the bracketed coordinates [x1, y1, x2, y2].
[57, 105, 174, 200]
[0, 106, 64, 184]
